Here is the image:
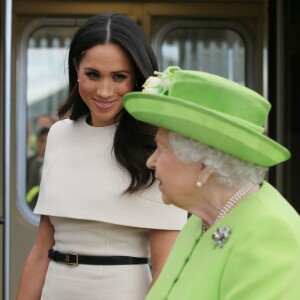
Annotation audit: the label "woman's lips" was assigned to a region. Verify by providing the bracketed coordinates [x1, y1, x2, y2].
[93, 99, 117, 109]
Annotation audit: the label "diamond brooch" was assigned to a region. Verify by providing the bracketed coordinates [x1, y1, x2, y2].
[211, 226, 231, 248]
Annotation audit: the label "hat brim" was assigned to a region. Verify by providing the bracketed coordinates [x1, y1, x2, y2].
[123, 92, 290, 167]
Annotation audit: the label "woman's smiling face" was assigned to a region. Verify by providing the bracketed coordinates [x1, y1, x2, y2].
[77, 43, 135, 127]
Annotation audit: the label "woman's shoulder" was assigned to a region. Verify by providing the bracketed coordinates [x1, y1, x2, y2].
[46, 117, 86, 149]
[50, 117, 75, 131]
[49, 116, 86, 136]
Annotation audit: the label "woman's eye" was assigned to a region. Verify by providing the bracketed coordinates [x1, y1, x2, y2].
[86, 71, 100, 79]
[113, 73, 127, 81]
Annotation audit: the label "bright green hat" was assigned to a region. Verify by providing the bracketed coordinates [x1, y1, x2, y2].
[123, 66, 290, 166]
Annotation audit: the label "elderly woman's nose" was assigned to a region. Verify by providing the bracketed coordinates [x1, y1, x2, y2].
[146, 149, 157, 169]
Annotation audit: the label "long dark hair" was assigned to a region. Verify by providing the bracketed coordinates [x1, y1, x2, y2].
[58, 13, 158, 193]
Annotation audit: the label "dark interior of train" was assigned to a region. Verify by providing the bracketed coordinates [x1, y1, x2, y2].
[268, 0, 300, 213]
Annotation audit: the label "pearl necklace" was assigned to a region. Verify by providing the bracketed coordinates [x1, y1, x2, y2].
[202, 182, 254, 233]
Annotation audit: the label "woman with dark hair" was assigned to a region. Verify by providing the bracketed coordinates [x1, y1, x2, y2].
[17, 14, 186, 300]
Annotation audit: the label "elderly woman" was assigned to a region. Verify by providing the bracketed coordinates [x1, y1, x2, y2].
[123, 67, 300, 299]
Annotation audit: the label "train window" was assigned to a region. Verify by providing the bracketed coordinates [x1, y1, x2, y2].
[152, 20, 255, 87]
[17, 18, 85, 225]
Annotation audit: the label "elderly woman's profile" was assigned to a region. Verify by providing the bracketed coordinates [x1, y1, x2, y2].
[123, 66, 300, 299]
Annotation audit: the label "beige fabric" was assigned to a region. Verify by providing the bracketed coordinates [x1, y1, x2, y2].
[34, 117, 187, 229]
[41, 217, 152, 299]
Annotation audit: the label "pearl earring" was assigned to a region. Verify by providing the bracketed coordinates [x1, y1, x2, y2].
[195, 180, 202, 189]
[77, 79, 79, 82]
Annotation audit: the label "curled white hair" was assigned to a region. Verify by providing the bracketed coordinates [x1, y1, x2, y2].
[168, 132, 268, 188]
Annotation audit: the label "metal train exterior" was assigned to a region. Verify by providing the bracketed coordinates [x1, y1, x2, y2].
[1, 0, 299, 299]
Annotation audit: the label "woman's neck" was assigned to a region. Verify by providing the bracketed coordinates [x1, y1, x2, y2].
[191, 183, 259, 228]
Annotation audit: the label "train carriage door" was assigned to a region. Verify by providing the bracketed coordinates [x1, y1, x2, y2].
[8, 2, 267, 299]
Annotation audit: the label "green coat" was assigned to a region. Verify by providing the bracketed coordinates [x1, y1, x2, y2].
[146, 181, 300, 300]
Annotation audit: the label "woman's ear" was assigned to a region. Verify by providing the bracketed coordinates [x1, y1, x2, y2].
[197, 163, 214, 185]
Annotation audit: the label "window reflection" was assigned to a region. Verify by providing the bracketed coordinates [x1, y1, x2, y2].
[26, 125, 50, 210]
[158, 26, 246, 85]
[26, 26, 78, 211]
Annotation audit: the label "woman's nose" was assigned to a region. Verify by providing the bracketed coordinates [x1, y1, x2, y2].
[97, 78, 113, 99]
[146, 149, 157, 170]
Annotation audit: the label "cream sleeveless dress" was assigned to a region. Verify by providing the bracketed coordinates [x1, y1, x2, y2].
[34, 116, 187, 300]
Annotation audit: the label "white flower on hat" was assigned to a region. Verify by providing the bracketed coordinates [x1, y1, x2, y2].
[142, 66, 181, 95]
[142, 74, 163, 94]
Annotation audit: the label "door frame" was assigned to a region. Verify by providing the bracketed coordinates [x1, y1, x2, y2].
[2, 0, 13, 299]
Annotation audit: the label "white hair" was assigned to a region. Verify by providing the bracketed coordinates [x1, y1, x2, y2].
[168, 132, 268, 188]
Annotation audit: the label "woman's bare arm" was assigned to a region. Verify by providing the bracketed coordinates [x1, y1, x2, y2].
[17, 215, 55, 300]
[149, 229, 179, 289]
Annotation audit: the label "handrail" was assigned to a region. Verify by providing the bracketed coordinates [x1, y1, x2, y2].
[3, 0, 12, 299]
